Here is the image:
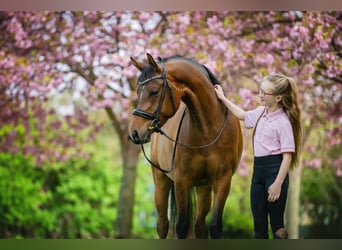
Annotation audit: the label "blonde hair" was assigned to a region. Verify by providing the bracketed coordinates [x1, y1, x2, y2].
[264, 73, 303, 169]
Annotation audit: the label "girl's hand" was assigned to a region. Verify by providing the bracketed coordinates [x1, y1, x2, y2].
[214, 85, 225, 100]
[267, 182, 282, 202]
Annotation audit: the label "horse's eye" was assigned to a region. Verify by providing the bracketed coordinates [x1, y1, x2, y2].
[150, 89, 159, 97]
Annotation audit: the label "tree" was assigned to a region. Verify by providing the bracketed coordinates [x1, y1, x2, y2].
[0, 12, 99, 165]
[0, 11, 170, 238]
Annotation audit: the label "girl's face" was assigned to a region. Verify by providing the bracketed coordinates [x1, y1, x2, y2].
[259, 80, 281, 109]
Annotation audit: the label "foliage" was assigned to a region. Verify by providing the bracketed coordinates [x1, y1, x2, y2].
[50, 160, 118, 238]
[47, 123, 122, 238]
[131, 160, 157, 238]
[0, 122, 122, 238]
[1, 121, 340, 238]
[300, 142, 342, 237]
[298, 120, 342, 237]
[222, 174, 253, 238]
[0, 120, 160, 239]
[0, 152, 53, 238]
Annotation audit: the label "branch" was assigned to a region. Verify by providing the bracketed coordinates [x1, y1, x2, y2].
[222, 15, 303, 41]
[104, 106, 122, 138]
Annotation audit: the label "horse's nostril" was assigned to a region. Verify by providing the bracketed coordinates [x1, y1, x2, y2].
[129, 130, 140, 143]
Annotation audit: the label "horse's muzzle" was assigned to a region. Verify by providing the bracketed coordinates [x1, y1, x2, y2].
[128, 129, 151, 144]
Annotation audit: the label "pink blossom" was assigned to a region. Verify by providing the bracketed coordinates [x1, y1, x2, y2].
[264, 54, 274, 66]
[304, 159, 322, 169]
[336, 168, 342, 177]
[302, 77, 315, 85]
[1, 11, 341, 174]
[207, 15, 220, 30]
[241, 39, 255, 53]
[139, 12, 151, 22]
[94, 99, 114, 108]
[237, 165, 250, 177]
[292, 49, 302, 60]
[17, 39, 33, 49]
[120, 98, 130, 109]
[333, 155, 342, 176]
[306, 145, 316, 153]
[121, 111, 129, 121]
[122, 67, 135, 78]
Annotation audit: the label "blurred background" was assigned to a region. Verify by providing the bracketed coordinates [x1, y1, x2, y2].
[0, 11, 341, 239]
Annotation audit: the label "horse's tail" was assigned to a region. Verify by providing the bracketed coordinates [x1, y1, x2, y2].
[170, 184, 195, 238]
[170, 185, 177, 234]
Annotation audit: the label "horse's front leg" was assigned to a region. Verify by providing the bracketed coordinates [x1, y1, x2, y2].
[153, 170, 173, 239]
[174, 179, 192, 239]
[195, 185, 212, 238]
[210, 170, 233, 239]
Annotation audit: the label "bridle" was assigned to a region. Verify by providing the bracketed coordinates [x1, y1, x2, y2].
[132, 61, 229, 173]
[132, 61, 177, 133]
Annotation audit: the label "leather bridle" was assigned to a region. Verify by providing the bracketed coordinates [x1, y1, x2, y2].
[132, 61, 177, 133]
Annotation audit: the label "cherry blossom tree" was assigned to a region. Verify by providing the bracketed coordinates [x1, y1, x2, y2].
[0, 11, 157, 237]
[0, 12, 100, 166]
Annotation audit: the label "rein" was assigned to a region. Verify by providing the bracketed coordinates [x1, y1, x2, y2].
[141, 107, 229, 173]
[134, 61, 229, 173]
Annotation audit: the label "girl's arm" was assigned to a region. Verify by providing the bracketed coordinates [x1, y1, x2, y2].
[214, 85, 246, 120]
[267, 152, 292, 202]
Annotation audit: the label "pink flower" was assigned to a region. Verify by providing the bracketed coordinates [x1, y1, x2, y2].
[121, 111, 129, 120]
[304, 159, 322, 169]
[306, 146, 316, 153]
[264, 54, 274, 66]
[139, 12, 149, 22]
[302, 77, 314, 85]
[94, 99, 114, 108]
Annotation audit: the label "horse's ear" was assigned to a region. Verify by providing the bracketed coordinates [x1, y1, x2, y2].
[130, 57, 147, 71]
[147, 53, 161, 72]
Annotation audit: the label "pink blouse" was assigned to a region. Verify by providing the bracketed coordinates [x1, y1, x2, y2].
[245, 106, 295, 157]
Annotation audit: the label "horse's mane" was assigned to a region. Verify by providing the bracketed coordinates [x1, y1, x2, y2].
[158, 55, 222, 86]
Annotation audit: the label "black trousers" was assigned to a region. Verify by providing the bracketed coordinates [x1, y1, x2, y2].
[251, 154, 289, 239]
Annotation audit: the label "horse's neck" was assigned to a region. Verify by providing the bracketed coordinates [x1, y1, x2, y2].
[180, 76, 223, 130]
[168, 60, 224, 129]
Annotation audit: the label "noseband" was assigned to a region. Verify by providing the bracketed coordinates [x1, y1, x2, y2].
[132, 62, 177, 132]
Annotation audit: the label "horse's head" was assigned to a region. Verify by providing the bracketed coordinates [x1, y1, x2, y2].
[128, 53, 180, 144]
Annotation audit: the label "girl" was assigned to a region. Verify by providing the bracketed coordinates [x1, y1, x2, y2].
[214, 74, 302, 239]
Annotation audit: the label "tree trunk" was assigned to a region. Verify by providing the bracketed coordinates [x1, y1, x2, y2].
[114, 134, 141, 238]
[285, 123, 311, 239]
[285, 163, 303, 239]
[104, 107, 141, 238]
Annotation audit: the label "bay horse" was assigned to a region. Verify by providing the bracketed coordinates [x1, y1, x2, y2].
[128, 53, 243, 239]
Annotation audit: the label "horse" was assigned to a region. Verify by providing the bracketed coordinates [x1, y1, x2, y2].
[128, 53, 243, 239]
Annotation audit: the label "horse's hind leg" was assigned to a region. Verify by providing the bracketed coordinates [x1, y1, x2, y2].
[195, 185, 212, 238]
[153, 171, 173, 239]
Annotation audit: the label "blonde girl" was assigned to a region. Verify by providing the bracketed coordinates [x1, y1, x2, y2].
[215, 74, 302, 239]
